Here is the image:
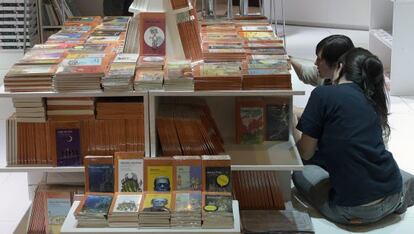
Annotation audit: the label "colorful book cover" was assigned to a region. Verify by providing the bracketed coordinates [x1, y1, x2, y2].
[174, 192, 202, 212]
[55, 128, 81, 166]
[136, 71, 164, 83]
[61, 57, 103, 66]
[239, 106, 264, 144]
[117, 159, 144, 192]
[142, 193, 172, 212]
[113, 194, 142, 213]
[47, 198, 71, 234]
[79, 194, 113, 216]
[147, 166, 173, 192]
[140, 12, 166, 56]
[88, 165, 114, 193]
[266, 104, 289, 141]
[247, 69, 288, 76]
[205, 167, 232, 192]
[113, 53, 139, 63]
[176, 165, 202, 191]
[204, 194, 232, 213]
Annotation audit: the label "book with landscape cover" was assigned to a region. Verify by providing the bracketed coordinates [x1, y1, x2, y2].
[45, 192, 72, 234]
[108, 192, 142, 216]
[84, 155, 114, 193]
[75, 192, 113, 218]
[236, 98, 265, 144]
[114, 152, 144, 192]
[173, 156, 202, 191]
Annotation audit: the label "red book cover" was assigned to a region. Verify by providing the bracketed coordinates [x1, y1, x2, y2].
[139, 12, 166, 56]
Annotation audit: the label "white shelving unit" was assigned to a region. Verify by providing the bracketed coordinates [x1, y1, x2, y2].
[61, 200, 241, 234]
[148, 69, 305, 201]
[369, 0, 414, 95]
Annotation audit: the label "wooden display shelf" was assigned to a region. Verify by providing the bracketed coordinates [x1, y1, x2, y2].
[61, 200, 241, 234]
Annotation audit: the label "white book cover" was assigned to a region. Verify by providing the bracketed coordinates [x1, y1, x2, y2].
[112, 194, 142, 214]
[118, 158, 144, 192]
[113, 53, 139, 63]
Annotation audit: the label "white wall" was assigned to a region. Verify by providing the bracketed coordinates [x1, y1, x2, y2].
[72, 0, 104, 16]
[264, 0, 370, 30]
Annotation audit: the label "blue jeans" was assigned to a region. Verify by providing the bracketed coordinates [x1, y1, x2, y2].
[293, 165, 403, 225]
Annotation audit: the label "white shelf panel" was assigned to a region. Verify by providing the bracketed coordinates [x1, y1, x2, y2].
[0, 85, 147, 98]
[370, 29, 393, 49]
[0, 164, 84, 173]
[229, 136, 303, 171]
[149, 89, 305, 97]
[61, 200, 241, 234]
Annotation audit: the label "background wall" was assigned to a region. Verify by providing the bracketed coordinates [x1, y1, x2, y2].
[263, 0, 370, 30]
[72, 0, 104, 16]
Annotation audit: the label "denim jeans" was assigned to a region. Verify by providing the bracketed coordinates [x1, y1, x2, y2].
[293, 165, 403, 225]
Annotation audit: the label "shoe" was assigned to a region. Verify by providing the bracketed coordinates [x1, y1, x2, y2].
[394, 170, 414, 214]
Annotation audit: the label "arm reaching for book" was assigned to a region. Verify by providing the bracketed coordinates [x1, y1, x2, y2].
[290, 57, 323, 87]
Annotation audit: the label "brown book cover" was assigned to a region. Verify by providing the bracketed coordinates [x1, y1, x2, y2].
[139, 12, 166, 56]
[84, 155, 114, 193]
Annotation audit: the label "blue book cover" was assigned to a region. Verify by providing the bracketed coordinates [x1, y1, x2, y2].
[88, 165, 114, 193]
[80, 195, 113, 216]
[47, 198, 71, 233]
[56, 128, 81, 166]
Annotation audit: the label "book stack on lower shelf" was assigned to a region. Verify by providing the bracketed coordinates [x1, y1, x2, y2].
[67, 154, 239, 230]
[0, 0, 39, 49]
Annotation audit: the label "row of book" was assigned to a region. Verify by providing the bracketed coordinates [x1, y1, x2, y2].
[83, 153, 231, 194]
[41, 0, 79, 26]
[156, 102, 224, 156]
[6, 116, 145, 166]
[0, 0, 39, 49]
[75, 191, 233, 228]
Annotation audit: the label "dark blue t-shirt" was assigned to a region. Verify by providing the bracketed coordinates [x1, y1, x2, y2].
[297, 83, 402, 206]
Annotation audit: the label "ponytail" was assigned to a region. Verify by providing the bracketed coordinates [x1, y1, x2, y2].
[338, 48, 390, 138]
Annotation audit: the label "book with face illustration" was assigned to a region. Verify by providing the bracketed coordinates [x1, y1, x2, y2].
[140, 12, 166, 56]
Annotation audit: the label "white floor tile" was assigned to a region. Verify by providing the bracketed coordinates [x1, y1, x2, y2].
[401, 96, 414, 111]
[389, 96, 414, 115]
[0, 220, 18, 234]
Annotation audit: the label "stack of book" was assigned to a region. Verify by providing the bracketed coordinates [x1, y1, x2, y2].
[171, 191, 202, 228]
[137, 56, 165, 70]
[156, 102, 224, 156]
[75, 193, 113, 228]
[3, 64, 57, 92]
[96, 16, 130, 32]
[46, 97, 95, 121]
[96, 98, 144, 120]
[232, 171, 285, 210]
[202, 192, 234, 229]
[164, 60, 194, 91]
[134, 70, 164, 91]
[192, 62, 242, 91]
[139, 192, 172, 228]
[12, 97, 46, 122]
[63, 16, 102, 28]
[102, 53, 138, 91]
[16, 49, 66, 65]
[108, 193, 142, 227]
[46, 30, 89, 44]
[54, 53, 111, 92]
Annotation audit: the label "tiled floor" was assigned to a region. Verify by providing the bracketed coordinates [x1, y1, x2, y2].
[0, 26, 413, 233]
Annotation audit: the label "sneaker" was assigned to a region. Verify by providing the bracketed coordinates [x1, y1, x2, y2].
[394, 170, 414, 214]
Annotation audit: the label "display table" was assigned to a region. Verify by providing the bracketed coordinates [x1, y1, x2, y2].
[60, 200, 241, 234]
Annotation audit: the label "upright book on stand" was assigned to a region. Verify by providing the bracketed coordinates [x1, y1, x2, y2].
[114, 152, 144, 192]
[84, 155, 114, 193]
[139, 12, 166, 56]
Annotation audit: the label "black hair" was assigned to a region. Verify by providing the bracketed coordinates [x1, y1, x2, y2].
[316, 35, 355, 67]
[337, 47, 390, 137]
